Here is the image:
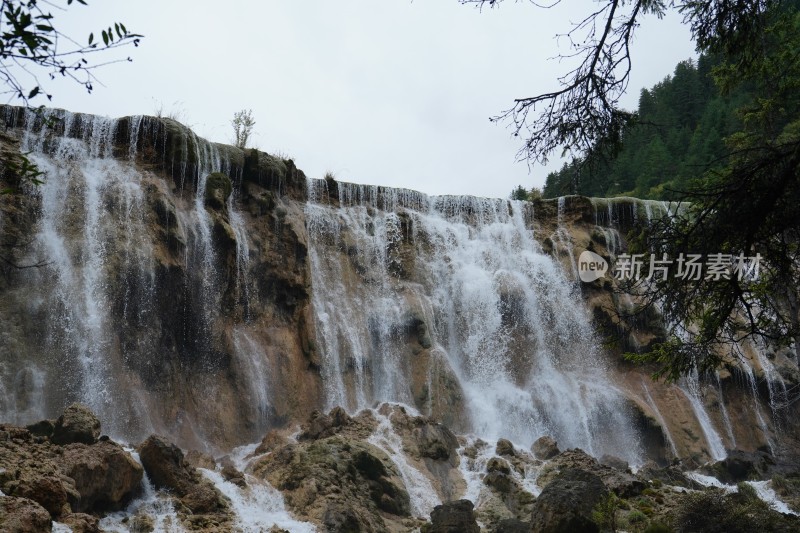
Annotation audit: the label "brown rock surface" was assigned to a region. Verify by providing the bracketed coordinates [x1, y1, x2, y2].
[51, 404, 101, 446]
[137, 434, 232, 525]
[56, 440, 143, 512]
[537, 448, 645, 498]
[424, 499, 480, 533]
[252, 429, 415, 532]
[0, 496, 52, 533]
[532, 436, 559, 460]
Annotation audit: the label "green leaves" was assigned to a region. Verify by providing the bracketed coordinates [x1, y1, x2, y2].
[0, 151, 45, 195]
[0, 1, 143, 103]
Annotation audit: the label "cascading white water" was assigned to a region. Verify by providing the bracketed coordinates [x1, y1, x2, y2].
[199, 443, 318, 533]
[367, 408, 441, 517]
[2, 107, 255, 441]
[678, 370, 727, 461]
[19, 108, 144, 429]
[231, 330, 273, 427]
[714, 372, 737, 449]
[640, 379, 679, 458]
[100, 450, 185, 533]
[306, 181, 644, 464]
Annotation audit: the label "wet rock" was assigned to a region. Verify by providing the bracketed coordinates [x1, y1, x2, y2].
[128, 513, 155, 532]
[254, 429, 290, 455]
[180, 482, 225, 514]
[487, 457, 512, 475]
[530, 468, 607, 533]
[485, 470, 514, 494]
[221, 462, 247, 488]
[138, 435, 192, 491]
[424, 499, 480, 533]
[413, 421, 460, 462]
[51, 404, 101, 446]
[496, 439, 516, 457]
[56, 440, 143, 512]
[637, 461, 702, 489]
[532, 436, 559, 460]
[137, 434, 230, 518]
[184, 449, 216, 470]
[298, 407, 353, 440]
[253, 435, 410, 532]
[538, 449, 645, 498]
[0, 496, 52, 532]
[322, 503, 365, 532]
[26, 419, 54, 438]
[703, 449, 774, 483]
[61, 512, 101, 533]
[599, 454, 629, 472]
[204, 172, 232, 210]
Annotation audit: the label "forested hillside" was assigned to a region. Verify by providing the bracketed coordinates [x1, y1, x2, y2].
[540, 53, 750, 200]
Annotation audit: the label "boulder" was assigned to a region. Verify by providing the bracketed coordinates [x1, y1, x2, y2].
[0, 496, 52, 533]
[0, 425, 74, 518]
[56, 440, 143, 512]
[532, 436, 559, 460]
[51, 404, 101, 446]
[413, 421, 460, 462]
[487, 457, 512, 474]
[137, 434, 229, 517]
[496, 439, 516, 457]
[530, 468, 607, 533]
[253, 435, 410, 531]
[61, 513, 101, 533]
[484, 470, 514, 494]
[221, 463, 247, 488]
[184, 450, 216, 470]
[538, 449, 645, 498]
[26, 420, 55, 438]
[704, 449, 774, 483]
[298, 407, 353, 440]
[599, 454, 629, 472]
[6, 472, 70, 517]
[425, 499, 480, 533]
[322, 503, 365, 533]
[254, 429, 291, 455]
[138, 435, 193, 492]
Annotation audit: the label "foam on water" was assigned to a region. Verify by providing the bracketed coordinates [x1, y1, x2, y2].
[200, 468, 318, 533]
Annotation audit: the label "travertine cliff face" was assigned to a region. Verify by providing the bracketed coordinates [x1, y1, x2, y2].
[0, 106, 797, 473]
[0, 107, 322, 451]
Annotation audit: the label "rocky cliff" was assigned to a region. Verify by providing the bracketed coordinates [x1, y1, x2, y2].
[0, 105, 797, 474]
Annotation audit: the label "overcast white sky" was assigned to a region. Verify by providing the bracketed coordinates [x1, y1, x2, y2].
[38, 0, 695, 198]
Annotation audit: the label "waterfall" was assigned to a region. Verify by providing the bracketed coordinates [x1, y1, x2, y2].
[640, 379, 679, 458]
[306, 181, 644, 464]
[367, 408, 441, 517]
[0, 107, 254, 443]
[20, 109, 142, 430]
[679, 370, 727, 461]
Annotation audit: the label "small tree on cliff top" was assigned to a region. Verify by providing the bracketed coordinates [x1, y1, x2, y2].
[232, 109, 255, 149]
